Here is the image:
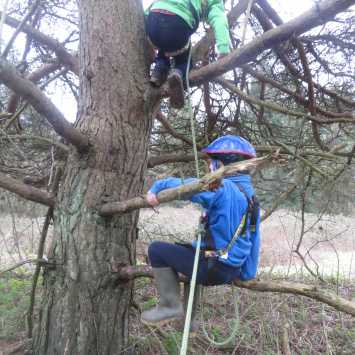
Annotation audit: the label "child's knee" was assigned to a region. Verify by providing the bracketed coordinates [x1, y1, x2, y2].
[148, 241, 167, 266]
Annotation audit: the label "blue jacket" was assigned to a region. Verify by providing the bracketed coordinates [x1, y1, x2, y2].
[149, 174, 261, 280]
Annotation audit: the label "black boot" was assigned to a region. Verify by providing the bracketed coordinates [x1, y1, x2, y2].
[167, 69, 185, 109]
[150, 60, 169, 88]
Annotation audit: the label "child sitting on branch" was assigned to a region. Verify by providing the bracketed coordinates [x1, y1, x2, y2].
[141, 135, 261, 325]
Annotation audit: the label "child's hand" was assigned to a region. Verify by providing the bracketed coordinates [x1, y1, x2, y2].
[146, 191, 159, 206]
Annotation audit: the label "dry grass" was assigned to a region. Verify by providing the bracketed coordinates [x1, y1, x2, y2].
[0, 204, 354, 354]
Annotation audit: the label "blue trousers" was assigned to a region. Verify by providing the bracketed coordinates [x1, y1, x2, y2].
[148, 241, 241, 286]
[146, 12, 193, 76]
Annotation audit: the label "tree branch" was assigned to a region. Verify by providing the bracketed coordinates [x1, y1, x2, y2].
[242, 65, 355, 118]
[254, 0, 355, 108]
[156, 111, 194, 146]
[0, 258, 49, 277]
[99, 155, 276, 216]
[116, 265, 355, 317]
[216, 78, 355, 124]
[189, 0, 355, 85]
[0, 12, 79, 74]
[0, 58, 89, 151]
[0, 171, 54, 206]
[6, 61, 62, 117]
[1, 0, 41, 59]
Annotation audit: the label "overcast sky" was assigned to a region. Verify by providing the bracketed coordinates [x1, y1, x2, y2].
[9, 0, 316, 123]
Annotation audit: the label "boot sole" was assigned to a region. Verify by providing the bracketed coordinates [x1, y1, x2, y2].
[168, 73, 185, 109]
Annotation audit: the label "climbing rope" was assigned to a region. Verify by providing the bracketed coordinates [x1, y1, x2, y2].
[179, 44, 202, 355]
[180, 2, 254, 346]
[201, 285, 240, 346]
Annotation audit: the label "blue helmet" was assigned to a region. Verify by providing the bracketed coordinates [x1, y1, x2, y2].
[202, 135, 256, 165]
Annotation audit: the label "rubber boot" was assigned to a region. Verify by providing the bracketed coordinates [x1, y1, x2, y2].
[141, 267, 184, 325]
[150, 59, 169, 88]
[167, 69, 185, 109]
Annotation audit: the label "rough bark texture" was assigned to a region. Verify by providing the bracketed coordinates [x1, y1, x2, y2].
[33, 1, 151, 353]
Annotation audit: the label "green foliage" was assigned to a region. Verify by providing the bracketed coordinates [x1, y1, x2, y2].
[162, 331, 182, 355]
[0, 272, 32, 340]
[142, 297, 157, 311]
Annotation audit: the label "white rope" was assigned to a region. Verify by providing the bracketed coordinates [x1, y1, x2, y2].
[201, 285, 240, 346]
[179, 45, 202, 355]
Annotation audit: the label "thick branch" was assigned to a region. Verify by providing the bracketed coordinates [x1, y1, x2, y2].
[190, 0, 355, 84]
[117, 265, 355, 317]
[0, 59, 89, 151]
[6, 61, 62, 116]
[0, 12, 79, 74]
[100, 155, 275, 216]
[2, 0, 41, 59]
[233, 279, 355, 317]
[0, 172, 54, 206]
[254, 1, 355, 108]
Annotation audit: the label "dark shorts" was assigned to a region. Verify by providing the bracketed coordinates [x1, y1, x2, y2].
[148, 241, 241, 286]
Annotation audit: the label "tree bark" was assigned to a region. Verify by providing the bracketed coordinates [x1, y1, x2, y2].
[33, 1, 151, 353]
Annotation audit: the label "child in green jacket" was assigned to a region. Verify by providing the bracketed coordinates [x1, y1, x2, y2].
[145, 0, 231, 108]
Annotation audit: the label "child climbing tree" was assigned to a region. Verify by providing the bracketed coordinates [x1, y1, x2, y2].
[0, 0, 354, 354]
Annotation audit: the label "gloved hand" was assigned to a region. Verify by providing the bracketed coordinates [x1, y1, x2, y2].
[146, 191, 159, 206]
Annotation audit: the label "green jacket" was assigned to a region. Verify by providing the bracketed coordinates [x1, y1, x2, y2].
[146, 0, 231, 54]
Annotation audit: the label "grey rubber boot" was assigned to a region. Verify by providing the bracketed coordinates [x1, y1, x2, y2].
[141, 267, 184, 325]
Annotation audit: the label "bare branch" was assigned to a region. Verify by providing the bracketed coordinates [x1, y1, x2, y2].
[0, 171, 54, 206]
[0, 258, 49, 277]
[216, 78, 355, 124]
[2, 134, 69, 152]
[156, 111, 194, 146]
[100, 155, 276, 216]
[2, 0, 41, 59]
[190, 0, 355, 85]
[116, 265, 355, 317]
[0, 58, 89, 151]
[0, 11, 79, 74]
[6, 61, 62, 118]
[233, 279, 355, 317]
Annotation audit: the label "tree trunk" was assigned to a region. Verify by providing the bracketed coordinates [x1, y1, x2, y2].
[33, 1, 151, 353]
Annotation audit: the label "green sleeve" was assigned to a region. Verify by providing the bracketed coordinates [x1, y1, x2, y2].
[206, 0, 231, 54]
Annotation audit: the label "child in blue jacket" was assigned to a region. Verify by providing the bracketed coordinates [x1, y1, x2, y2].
[141, 135, 260, 325]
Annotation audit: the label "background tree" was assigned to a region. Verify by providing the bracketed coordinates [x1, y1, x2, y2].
[0, 0, 354, 353]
